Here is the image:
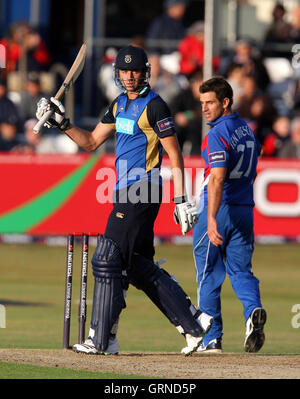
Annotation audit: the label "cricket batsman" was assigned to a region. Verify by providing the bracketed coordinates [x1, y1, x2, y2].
[35, 45, 213, 355]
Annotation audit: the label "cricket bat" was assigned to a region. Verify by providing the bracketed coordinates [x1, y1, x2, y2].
[33, 43, 87, 134]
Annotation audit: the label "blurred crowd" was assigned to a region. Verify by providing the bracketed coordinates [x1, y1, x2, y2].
[1, 0, 300, 159]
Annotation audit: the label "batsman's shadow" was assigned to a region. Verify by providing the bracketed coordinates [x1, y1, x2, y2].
[0, 299, 51, 307]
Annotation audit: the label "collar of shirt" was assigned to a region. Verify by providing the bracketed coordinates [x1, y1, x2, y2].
[207, 112, 239, 127]
[123, 85, 151, 99]
[138, 85, 151, 97]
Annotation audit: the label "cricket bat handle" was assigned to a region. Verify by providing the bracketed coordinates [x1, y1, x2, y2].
[33, 109, 54, 134]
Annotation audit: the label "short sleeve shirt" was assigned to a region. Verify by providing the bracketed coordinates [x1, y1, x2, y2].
[201, 113, 260, 206]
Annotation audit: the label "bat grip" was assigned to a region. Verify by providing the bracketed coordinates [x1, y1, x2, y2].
[33, 109, 54, 134]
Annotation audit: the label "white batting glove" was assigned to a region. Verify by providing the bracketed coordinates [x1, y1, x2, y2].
[36, 97, 49, 119]
[36, 97, 70, 130]
[173, 196, 198, 235]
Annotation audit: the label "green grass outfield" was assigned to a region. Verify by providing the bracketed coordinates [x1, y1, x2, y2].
[0, 242, 299, 378]
[0, 361, 150, 379]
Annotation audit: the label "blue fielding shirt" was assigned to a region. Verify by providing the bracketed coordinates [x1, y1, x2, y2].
[200, 112, 260, 207]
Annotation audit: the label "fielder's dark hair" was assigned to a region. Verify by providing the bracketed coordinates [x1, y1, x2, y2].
[199, 76, 233, 108]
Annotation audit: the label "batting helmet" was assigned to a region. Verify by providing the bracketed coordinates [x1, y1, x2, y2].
[113, 45, 151, 92]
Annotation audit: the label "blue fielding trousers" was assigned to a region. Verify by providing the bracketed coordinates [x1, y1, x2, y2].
[193, 204, 262, 345]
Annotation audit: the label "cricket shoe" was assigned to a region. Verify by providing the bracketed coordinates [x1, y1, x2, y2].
[197, 338, 223, 354]
[181, 334, 203, 356]
[72, 336, 119, 355]
[180, 311, 213, 356]
[244, 307, 267, 353]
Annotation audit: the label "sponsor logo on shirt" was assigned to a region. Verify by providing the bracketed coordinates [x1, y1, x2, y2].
[157, 117, 175, 132]
[209, 151, 226, 163]
[116, 117, 135, 135]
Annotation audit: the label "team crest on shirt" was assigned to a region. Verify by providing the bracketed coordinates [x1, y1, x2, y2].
[157, 117, 175, 132]
[209, 151, 226, 163]
[132, 104, 139, 116]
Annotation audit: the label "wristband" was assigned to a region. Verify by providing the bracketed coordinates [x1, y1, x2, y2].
[173, 195, 187, 204]
[59, 118, 71, 131]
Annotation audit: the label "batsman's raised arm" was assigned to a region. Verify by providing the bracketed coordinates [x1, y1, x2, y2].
[64, 122, 114, 152]
[36, 97, 114, 151]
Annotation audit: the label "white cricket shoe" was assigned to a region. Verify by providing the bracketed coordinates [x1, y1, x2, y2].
[180, 311, 213, 356]
[244, 307, 267, 353]
[181, 334, 203, 356]
[72, 336, 119, 355]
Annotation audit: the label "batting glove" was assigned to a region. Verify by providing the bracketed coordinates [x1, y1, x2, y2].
[36, 97, 70, 131]
[173, 195, 198, 235]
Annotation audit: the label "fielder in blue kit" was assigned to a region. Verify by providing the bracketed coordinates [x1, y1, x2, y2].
[193, 77, 267, 353]
[36, 45, 213, 356]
